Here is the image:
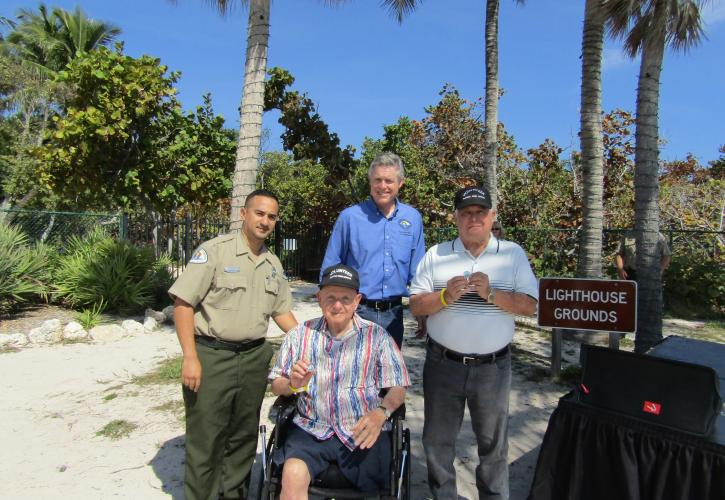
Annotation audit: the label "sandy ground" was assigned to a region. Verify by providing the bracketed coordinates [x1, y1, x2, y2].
[1, 282, 596, 500]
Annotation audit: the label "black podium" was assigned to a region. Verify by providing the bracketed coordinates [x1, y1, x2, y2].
[528, 336, 725, 500]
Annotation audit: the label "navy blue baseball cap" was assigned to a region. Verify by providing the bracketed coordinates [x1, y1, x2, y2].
[320, 264, 360, 291]
[454, 186, 492, 210]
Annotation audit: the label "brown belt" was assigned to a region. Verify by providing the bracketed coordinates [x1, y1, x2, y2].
[195, 335, 265, 353]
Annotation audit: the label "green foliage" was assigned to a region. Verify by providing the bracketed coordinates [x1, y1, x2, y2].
[75, 298, 106, 329]
[665, 255, 725, 318]
[37, 45, 178, 211]
[36, 46, 235, 213]
[259, 152, 349, 228]
[0, 221, 52, 313]
[53, 228, 172, 314]
[153, 94, 236, 211]
[1, 4, 120, 76]
[708, 145, 725, 180]
[264, 67, 360, 200]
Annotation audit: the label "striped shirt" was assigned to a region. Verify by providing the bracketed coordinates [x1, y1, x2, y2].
[410, 236, 539, 354]
[269, 314, 410, 450]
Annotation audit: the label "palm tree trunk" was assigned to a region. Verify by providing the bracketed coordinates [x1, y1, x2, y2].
[577, 0, 605, 279]
[230, 0, 270, 230]
[633, 25, 666, 354]
[483, 0, 499, 208]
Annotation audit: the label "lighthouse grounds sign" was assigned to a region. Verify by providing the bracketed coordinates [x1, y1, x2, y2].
[537, 278, 637, 333]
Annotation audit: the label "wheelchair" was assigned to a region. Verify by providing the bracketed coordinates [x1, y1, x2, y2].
[253, 395, 411, 499]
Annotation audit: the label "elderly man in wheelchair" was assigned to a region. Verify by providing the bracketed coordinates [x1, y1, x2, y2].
[265, 264, 410, 499]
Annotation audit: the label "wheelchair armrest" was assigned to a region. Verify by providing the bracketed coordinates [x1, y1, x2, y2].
[268, 394, 297, 423]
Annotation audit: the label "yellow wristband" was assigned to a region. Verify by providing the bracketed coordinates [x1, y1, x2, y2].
[289, 384, 308, 394]
[440, 288, 448, 307]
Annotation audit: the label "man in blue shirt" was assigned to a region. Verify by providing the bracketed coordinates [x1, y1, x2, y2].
[321, 152, 426, 347]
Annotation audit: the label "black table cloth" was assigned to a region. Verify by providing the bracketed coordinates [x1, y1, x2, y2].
[528, 395, 725, 500]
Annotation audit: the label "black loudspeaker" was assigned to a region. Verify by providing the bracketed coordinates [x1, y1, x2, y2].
[577, 344, 722, 436]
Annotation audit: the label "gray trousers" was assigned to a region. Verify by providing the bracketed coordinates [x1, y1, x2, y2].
[423, 344, 511, 500]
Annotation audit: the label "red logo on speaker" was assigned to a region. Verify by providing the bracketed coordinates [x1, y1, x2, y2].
[643, 401, 661, 415]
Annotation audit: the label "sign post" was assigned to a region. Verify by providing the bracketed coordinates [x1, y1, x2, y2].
[537, 278, 637, 377]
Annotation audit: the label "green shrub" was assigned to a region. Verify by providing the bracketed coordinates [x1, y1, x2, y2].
[665, 255, 725, 318]
[75, 299, 107, 329]
[53, 229, 172, 315]
[0, 222, 53, 313]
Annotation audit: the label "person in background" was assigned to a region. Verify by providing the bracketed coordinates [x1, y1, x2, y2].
[491, 221, 505, 240]
[615, 230, 671, 282]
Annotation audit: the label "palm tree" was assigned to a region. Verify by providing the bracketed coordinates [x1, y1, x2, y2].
[199, 1, 419, 228]
[0, 4, 119, 212]
[607, 0, 710, 352]
[577, 0, 607, 279]
[483, 0, 524, 209]
[3, 4, 119, 76]
[381, 1, 525, 208]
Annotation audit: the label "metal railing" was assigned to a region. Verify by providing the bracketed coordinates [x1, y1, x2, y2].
[4, 208, 721, 283]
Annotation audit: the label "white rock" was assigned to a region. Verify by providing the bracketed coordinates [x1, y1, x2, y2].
[0, 333, 28, 348]
[122, 319, 145, 336]
[145, 308, 165, 322]
[28, 319, 63, 344]
[162, 305, 175, 323]
[89, 324, 126, 343]
[63, 322, 88, 341]
[143, 316, 159, 332]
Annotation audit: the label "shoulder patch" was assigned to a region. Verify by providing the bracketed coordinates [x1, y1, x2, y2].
[189, 247, 208, 264]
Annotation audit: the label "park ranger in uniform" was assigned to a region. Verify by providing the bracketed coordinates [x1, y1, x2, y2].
[169, 189, 298, 500]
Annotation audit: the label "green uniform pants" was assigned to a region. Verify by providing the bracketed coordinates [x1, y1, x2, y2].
[183, 340, 273, 500]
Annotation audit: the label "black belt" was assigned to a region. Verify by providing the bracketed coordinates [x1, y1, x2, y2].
[360, 297, 403, 311]
[195, 335, 265, 353]
[428, 338, 510, 366]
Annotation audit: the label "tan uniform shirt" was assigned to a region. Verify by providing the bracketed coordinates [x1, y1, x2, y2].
[617, 231, 672, 270]
[168, 232, 292, 341]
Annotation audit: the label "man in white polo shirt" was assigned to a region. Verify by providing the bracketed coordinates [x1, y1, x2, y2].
[410, 186, 538, 500]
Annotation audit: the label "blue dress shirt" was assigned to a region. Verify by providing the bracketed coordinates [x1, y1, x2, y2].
[321, 198, 425, 300]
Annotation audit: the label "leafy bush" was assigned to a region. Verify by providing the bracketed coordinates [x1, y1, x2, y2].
[665, 255, 725, 318]
[53, 229, 172, 315]
[75, 299, 107, 329]
[0, 222, 53, 313]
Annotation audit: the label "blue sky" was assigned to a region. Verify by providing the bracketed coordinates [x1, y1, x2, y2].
[4, 1, 724, 164]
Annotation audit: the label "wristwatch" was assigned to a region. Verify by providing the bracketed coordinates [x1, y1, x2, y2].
[487, 287, 497, 303]
[378, 405, 392, 419]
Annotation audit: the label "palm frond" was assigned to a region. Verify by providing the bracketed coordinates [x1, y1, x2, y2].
[201, 0, 248, 16]
[606, 0, 710, 57]
[379, 0, 423, 23]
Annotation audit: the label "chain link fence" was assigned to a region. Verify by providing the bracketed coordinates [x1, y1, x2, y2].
[0, 209, 121, 246]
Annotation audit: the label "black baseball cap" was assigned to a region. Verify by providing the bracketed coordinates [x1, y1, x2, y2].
[454, 186, 492, 210]
[320, 264, 360, 291]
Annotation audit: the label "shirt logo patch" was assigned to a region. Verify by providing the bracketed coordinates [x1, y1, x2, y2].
[399, 219, 411, 228]
[224, 266, 240, 273]
[189, 248, 208, 264]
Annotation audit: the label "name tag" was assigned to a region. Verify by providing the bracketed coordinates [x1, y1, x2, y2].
[224, 266, 240, 273]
